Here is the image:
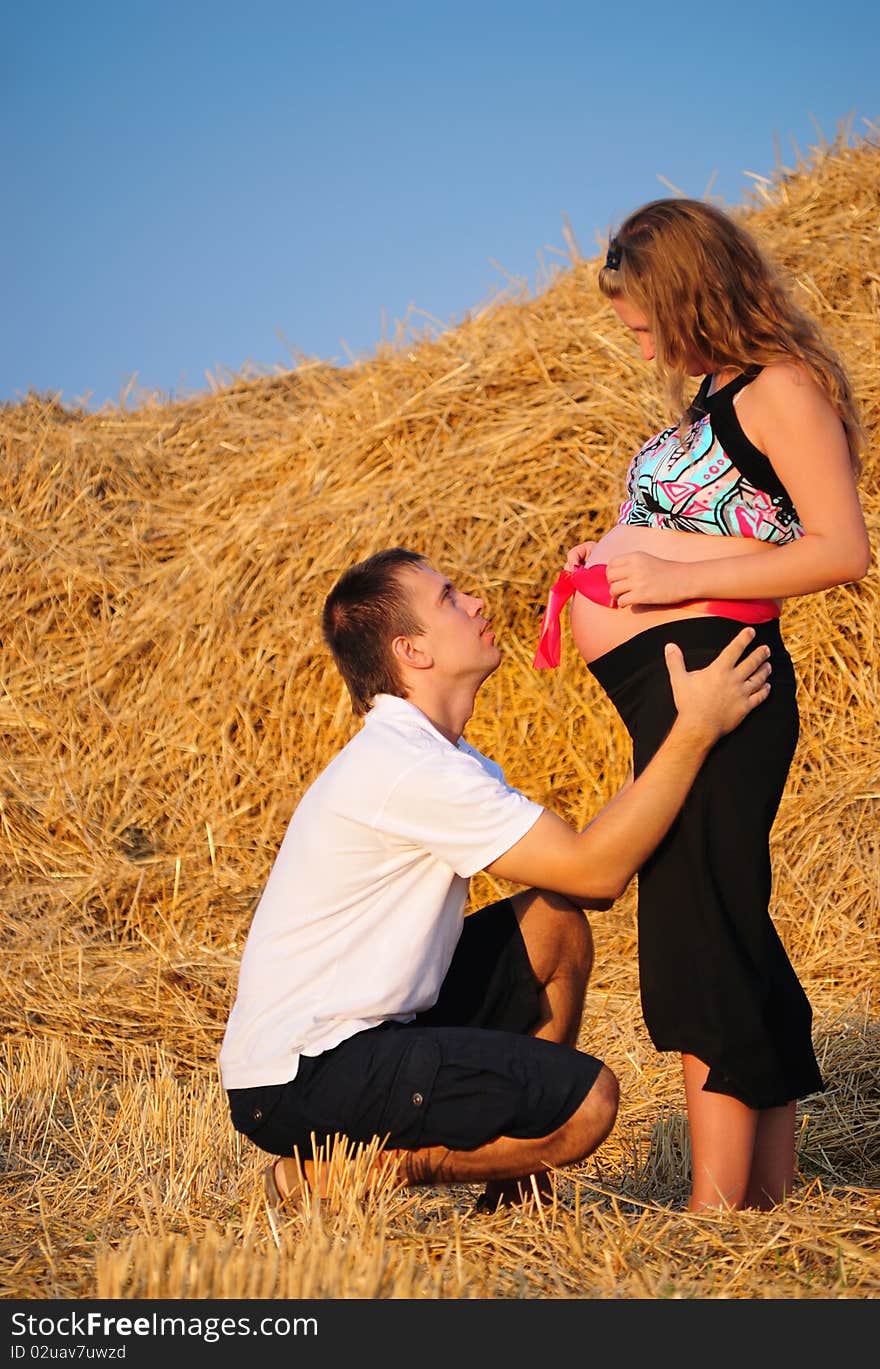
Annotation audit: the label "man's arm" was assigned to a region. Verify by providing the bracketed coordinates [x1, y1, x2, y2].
[486, 627, 771, 902]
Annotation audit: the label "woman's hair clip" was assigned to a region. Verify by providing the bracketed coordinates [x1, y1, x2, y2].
[604, 239, 622, 271]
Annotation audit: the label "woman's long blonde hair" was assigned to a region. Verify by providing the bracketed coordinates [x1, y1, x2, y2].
[598, 197, 864, 475]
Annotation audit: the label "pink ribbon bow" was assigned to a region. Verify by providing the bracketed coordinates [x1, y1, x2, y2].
[532, 565, 613, 669]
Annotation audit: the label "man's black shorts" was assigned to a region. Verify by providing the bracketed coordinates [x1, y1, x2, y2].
[226, 897, 604, 1158]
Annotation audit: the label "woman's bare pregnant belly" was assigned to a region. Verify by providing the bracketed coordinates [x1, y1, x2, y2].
[570, 524, 777, 664]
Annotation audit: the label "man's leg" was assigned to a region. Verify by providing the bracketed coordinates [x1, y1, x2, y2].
[476, 888, 595, 1207]
[274, 1063, 618, 1200]
[267, 891, 609, 1212]
[509, 888, 594, 1047]
[400, 1061, 618, 1186]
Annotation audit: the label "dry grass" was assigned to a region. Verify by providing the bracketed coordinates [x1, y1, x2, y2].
[1, 122, 878, 1301]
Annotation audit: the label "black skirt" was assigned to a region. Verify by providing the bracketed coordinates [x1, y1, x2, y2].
[588, 616, 825, 1109]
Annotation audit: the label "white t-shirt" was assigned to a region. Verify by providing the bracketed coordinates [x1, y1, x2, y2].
[218, 693, 543, 1089]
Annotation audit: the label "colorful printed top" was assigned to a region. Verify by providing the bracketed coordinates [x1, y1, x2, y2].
[617, 369, 803, 543]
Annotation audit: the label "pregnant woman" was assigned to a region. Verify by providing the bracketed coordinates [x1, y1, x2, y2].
[534, 198, 870, 1211]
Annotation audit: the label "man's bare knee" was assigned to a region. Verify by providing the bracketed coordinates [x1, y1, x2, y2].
[565, 904, 594, 976]
[512, 888, 595, 978]
[547, 1064, 619, 1166]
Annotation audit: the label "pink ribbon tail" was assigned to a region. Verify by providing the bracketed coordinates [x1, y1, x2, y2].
[532, 570, 577, 669]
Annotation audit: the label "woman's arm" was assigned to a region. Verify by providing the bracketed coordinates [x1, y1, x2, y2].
[605, 364, 871, 607]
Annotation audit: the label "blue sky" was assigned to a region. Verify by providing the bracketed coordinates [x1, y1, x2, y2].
[4, 1, 878, 410]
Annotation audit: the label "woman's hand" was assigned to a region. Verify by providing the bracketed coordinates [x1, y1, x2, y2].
[605, 552, 687, 607]
[564, 540, 596, 571]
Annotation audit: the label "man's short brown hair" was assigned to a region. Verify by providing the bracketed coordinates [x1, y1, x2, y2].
[322, 548, 427, 715]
